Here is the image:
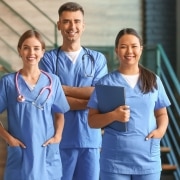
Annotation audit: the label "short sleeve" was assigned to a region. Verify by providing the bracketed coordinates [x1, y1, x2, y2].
[51, 75, 70, 113]
[154, 76, 171, 110]
[87, 89, 99, 109]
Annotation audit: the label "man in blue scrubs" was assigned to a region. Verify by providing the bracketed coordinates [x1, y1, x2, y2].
[39, 2, 108, 180]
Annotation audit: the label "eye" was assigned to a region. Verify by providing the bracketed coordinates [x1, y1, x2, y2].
[62, 20, 69, 24]
[34, 47, 41, 51]
[120, 46, 126, 49]
[22, 46, 29, 50]
[74, 20, 81, 24]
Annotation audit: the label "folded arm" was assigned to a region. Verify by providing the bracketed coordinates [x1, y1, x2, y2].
[62, 85, 94, 110]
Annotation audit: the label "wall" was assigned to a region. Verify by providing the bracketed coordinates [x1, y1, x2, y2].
[0, 0, 143, 71]
[144, 0, 177, 74]
[177, 0, 180, 80]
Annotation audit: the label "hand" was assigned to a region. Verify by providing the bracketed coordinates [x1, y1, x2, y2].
[42, 136, 62, 147]
[62, 85, 69, 95]
[7, 136, 26, 148]
[114, 105, 130, 123]
[145, 129, 165, 140]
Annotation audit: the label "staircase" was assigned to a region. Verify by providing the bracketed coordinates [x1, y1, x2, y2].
[161, 147, 177, 180]
[141, 44, 180, 180]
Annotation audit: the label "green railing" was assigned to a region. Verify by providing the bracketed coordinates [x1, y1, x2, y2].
[141, 44, 180, 180]
[87, 46, 117, 72]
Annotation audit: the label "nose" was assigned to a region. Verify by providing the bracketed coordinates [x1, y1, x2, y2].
[127, 47, 133, 53]
[69, 21, 75, 28]
[29, 48, 35, 54]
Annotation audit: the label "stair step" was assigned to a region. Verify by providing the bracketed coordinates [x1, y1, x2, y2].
[161, 147, 171, 153]
[162, 164, 177, 171]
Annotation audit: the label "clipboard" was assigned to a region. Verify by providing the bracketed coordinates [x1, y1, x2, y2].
[95, 84, 127, 132]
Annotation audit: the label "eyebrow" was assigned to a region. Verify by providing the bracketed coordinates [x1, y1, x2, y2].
[120, 43, 139, 45]
[22, 45, 41, 47]
[62, 18, 82, 21]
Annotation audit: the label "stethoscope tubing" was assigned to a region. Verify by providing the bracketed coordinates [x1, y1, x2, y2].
[56, 46, 95, 77]
[15, 69, 52, 103]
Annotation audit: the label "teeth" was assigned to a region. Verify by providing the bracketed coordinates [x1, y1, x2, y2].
[68, 32, 75, 35]
[27, 57, 35, 60]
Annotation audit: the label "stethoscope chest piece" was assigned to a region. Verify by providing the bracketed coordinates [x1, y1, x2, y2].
[17, 95, 25, 102]
[15, 70, 52, 109]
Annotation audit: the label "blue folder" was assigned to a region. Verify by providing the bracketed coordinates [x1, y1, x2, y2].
[95, 84, 127, 132]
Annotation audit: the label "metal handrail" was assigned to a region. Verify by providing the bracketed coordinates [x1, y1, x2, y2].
[157, 44, 180, 94]
[142, 44, 180, 180]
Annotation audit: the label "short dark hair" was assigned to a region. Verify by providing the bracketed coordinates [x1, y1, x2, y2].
[115, 28, 143, 48]
[58, 2, 84, 16]
[17, 29, 45, 50]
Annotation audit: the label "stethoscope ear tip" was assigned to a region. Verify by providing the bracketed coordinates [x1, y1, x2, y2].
[17, 95, 25, 102]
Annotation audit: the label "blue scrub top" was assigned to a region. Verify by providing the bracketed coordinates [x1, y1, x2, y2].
[87, 70, 171, 174]
[39, 47, 108, 148]
[0, 72, 70, 180]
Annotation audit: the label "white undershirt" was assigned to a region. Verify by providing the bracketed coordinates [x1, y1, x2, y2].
[121, 74, 140, 88]
[25, 82, 36, 91]
[64, 47, 82, 64]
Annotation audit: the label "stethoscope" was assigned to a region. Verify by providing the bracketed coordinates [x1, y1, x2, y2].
[56, 46, 95, 77]
[16, 69, 52, 110]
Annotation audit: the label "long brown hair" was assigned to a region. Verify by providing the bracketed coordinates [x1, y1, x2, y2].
[115, 28, 157, 93]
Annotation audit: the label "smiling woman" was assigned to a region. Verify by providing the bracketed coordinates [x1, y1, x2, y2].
[0, 30, 70, 180]
[87, 28, 171, 180]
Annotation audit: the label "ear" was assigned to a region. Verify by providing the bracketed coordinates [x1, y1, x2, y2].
[41, 49, 45, 58]
[18, 48, 21, 57]
[115, 47, 118, 55]
[57, 21, 61, 31]
[82, 22, 85, 32]
[140, 45, 143, 55]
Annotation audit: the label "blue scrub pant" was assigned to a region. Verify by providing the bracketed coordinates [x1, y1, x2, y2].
[100, 171, 161, 180]
[60, 148, 100, 180]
